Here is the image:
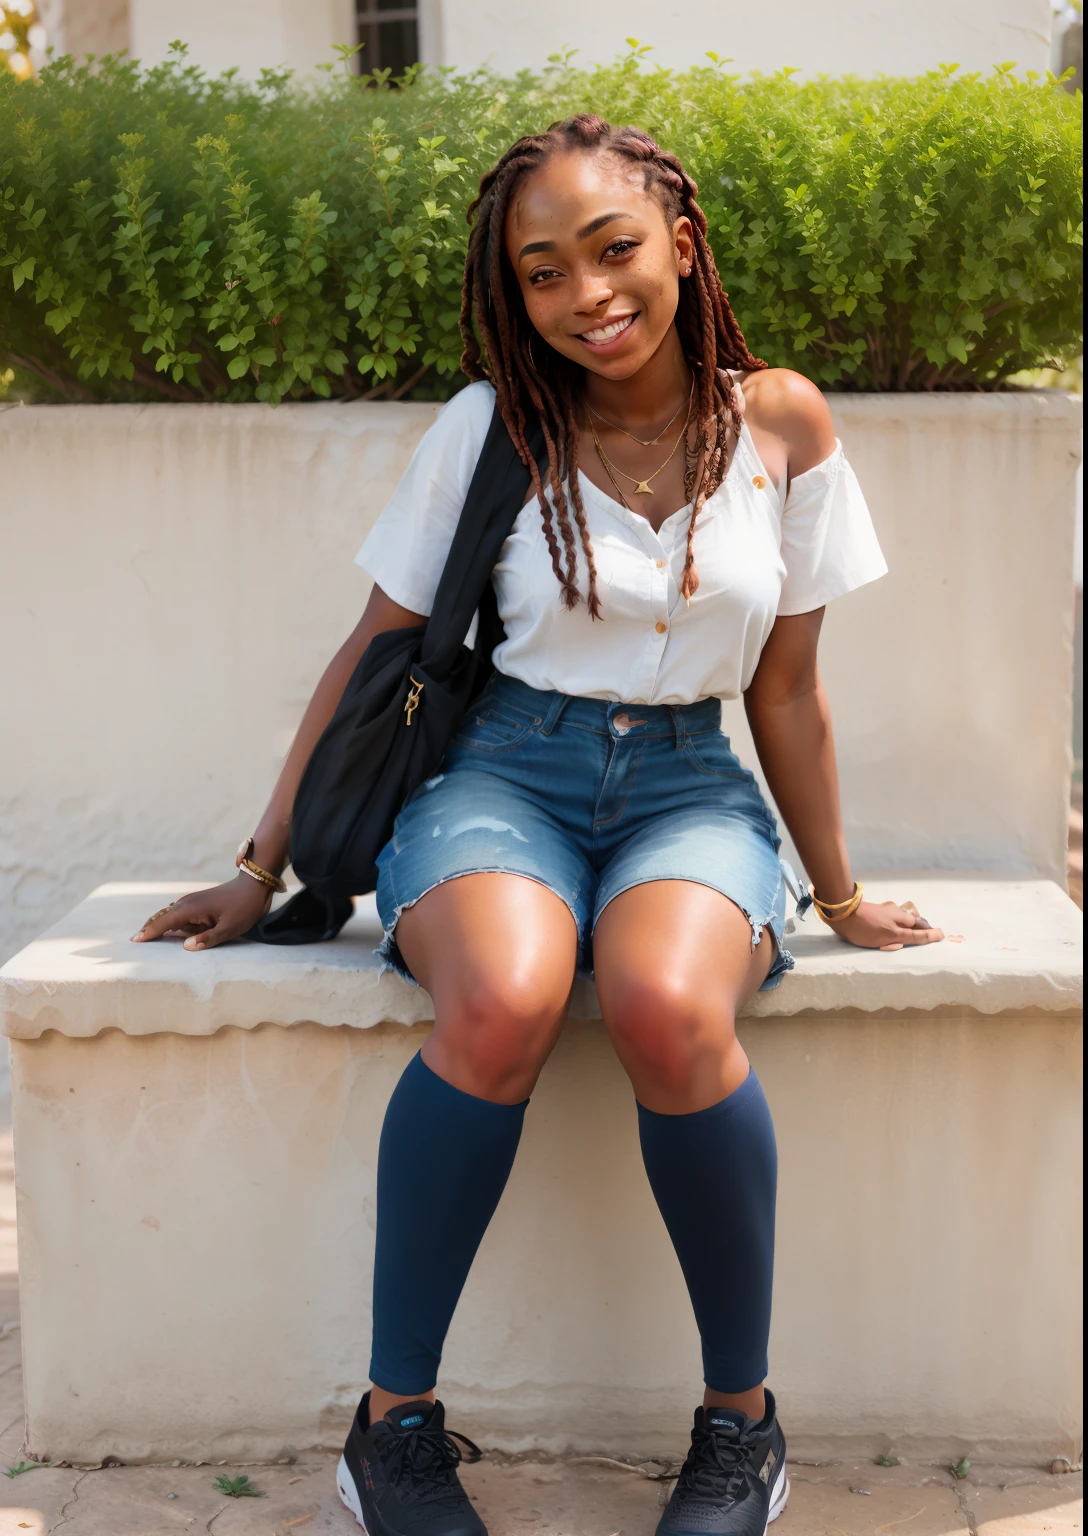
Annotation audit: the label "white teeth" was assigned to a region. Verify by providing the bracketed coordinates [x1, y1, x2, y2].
[581, 314, 635, 344]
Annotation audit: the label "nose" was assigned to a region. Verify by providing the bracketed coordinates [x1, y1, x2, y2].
[571, 265, 614, 316]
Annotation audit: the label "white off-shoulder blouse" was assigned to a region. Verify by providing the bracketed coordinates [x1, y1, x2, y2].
[356, 378, 887, 707]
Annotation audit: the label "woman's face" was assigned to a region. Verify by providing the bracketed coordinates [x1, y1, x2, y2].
[504, 150, 694, 380]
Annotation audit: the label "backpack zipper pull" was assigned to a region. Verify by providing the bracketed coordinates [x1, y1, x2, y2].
[404, 676, 424, 726]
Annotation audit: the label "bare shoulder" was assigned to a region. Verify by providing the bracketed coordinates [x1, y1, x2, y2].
[738, 367, 836, 476]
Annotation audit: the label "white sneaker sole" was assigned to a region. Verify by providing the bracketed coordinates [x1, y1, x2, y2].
[767, 1462, 790, 1528]
[337, 1454, 371, 1532]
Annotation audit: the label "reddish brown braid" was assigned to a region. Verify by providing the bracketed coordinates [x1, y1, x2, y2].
[460, 114, 766, 615]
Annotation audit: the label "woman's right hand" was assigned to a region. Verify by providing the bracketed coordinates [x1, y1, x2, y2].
[131, 874, 274, 951]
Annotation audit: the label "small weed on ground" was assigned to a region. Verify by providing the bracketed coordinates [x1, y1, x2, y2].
[213, 1472, 266, 1497]
[3, 1460, 54, 1478]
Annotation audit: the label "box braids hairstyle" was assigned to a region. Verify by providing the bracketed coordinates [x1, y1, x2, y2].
[459, 113, 766, 616]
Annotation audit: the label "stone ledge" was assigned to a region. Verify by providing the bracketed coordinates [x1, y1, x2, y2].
[1, 875, 1080, 1041]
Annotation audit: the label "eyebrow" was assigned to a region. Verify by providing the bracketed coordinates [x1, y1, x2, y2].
[517, 211, 630, 261]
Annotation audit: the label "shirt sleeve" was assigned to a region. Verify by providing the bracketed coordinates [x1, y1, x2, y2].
[776, 440, 888, 616]
[354, 379, 496, 616]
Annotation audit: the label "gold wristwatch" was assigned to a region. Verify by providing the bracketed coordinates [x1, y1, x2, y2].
[236, 837, 287, 894]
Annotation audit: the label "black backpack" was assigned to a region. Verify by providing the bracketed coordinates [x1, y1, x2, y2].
[250, 399, 544, 945]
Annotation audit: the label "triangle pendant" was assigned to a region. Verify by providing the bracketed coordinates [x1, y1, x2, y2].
[633, 480, 653, 495]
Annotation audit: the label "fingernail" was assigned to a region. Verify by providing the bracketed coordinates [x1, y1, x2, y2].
[131, 933, 143, 942]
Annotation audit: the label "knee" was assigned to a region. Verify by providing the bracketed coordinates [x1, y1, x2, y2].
[431, 974, 567, 1101]
[606, 972, 736, 1097]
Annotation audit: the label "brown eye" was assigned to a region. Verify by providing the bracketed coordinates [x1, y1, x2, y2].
[604, 239, 639, 258]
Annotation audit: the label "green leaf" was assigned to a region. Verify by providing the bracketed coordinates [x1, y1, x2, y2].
[227, 355, 251, 379]
[213, 1474, 266, 1498]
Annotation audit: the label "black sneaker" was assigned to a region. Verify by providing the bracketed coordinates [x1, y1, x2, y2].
[336, 1393, 487, 1536]
[656, 1390, 789, 1535]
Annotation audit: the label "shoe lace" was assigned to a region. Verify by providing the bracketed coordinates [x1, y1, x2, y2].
[382, 1421, 482, 1510]
[675, 1422, 752, 1503]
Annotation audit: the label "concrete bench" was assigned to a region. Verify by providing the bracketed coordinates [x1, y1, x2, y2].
[1, 876, 1081, 1469]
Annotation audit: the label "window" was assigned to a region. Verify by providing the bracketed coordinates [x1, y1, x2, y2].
[356, 0, 419, 76]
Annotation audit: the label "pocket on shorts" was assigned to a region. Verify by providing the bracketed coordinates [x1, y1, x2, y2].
[451, 703, 541, 754]
[682, 731, 748, 781]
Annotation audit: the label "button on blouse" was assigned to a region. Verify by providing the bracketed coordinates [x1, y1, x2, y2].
[357, 379, 887, 707]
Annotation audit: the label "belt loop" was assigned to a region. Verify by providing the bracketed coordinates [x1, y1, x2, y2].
[540, 691, 571, 736]
[668, 705, 687, 750]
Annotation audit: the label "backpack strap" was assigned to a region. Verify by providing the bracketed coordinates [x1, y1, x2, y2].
[421, 399, 546, 676]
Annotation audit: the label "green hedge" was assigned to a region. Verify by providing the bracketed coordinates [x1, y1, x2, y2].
[0, 45, 1081, 401]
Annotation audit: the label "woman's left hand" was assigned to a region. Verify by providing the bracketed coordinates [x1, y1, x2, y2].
[830, 900, 944, 952]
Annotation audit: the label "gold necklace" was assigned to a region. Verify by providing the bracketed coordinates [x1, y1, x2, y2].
[587, 378, 693, 448]
[589, 406, 691, 496]
[590, 421, 633, 509]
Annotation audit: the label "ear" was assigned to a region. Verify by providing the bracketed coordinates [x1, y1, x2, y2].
[673, 215, 695, 277]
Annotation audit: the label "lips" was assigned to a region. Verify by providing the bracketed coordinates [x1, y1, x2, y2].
[578, 312, 637, 345]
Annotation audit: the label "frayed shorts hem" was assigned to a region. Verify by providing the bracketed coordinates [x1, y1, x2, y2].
[376, 867, 794, 992]
[375, 867, 586, 986]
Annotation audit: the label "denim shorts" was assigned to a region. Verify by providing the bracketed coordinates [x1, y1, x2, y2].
[375, 673, 796, 990]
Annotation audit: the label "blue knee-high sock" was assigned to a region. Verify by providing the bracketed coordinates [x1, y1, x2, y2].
[370, 1051, 527, 1395]
[637, 1069, 777, 1393]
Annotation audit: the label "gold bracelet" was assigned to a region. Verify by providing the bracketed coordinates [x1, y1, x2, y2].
[239, 859, 287, 894]
[236, 837, 287, 894]
[811, 881, 864, 925]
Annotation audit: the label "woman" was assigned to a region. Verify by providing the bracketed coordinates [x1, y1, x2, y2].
[134, 115, 942, 1536]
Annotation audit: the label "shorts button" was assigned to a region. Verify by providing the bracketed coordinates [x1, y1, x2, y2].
[655, 621, 667, 634]
[752, 474, 768, 490]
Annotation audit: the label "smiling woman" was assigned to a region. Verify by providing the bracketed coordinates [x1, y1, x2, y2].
[462, 118, 770, 617]
[133, 112, 942, 1536]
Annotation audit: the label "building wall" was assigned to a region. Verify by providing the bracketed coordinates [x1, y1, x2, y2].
[40, 0, 129, 58]
[128, 0, 355, 78]
[435, 0, 1053, 77]
[0, 393, 1080, 969]
[105, 0, 1051, 77]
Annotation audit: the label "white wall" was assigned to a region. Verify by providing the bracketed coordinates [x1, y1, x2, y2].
[122, 0, 1052, 77]
[0, 392, 1080, 970]
[129, 0, 355, 78]
[435, 0, 1053, 76]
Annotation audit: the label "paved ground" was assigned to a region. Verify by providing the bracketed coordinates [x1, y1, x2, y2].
[0, 1384, 1081, 1536]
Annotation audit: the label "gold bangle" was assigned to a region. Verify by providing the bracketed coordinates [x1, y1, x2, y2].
[812, 881, 864, 925]
[236, 837, 287, 894]
[239, 859, 287, 894]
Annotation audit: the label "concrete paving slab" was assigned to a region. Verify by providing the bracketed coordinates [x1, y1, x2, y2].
[0, 1453, 1082, 1536]
[0, 1466, 82, 1535]
[0, 1509, 45, 1535]
[784, 1472, 969, 1533]
[966, 1479, 1083, 1535]
[463, 1456, 664, 1534]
